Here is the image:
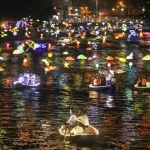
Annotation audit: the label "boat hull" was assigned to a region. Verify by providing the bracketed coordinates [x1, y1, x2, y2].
[89, 84, 111, 89]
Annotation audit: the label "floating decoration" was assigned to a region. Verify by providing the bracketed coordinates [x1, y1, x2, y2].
[59, 115, 99, 136]
[106, 56, 114, 60]
[126, 52, 133, 60]
[119, 57, 126, 63]
[88, 56, 93, 61]
[13, 50, 23, 54]
[76, 41, 80, 48]
[63, 51, 69, 55]
[23, 55, 29, 67]
[77, 54, 87, 60]
[25, 40, 36, 50]
[44, 66, 57, 72]
[48, 52, 53, 58]
[129, 62, 133, 69]
[0, 56, 5, 61]
[47, 43, 51, 51]
[96, 63, 100, 70]
[142, 54, 150, 61]
[86, 47, 92, 51]
[66, 56, 75, 61]
[41, 59, 49, 66]
[0, 66, 4, 71]
[93, 53, 99, 59]
[64, 62, 69, 68]
[6, 43, 10, 50]
[13, 45, 25, 54]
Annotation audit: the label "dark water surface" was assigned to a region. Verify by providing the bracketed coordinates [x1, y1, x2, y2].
[0, 38, 150, 150]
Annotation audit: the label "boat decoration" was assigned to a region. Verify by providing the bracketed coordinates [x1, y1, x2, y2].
[106, 56, 114, 60]
[126, 52, 133, 60]
[0, 66, 4, 71]
[142, 54, 150, 61]
[13, 45, 25, 54]
[59, 115, 99, 136]
[77, 54, 87, 60]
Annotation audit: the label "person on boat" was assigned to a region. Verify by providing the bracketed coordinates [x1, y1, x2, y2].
[98, 67, 104, 77]
[101, 74, 106, 86]
[146, 78, 150, 87]
[111, 77, 116, 84]
[93, 75, 101, 86]
[23, 70, 30, 85]
[30, 73, 36, 85]
[77, 108, 89, 127]
[110, 81, 117, 95]
[135, 77, 142, 87]
[141, 77, 147, 87]
[18, 74, 24, 84]
[70, 121, 84, 136]
[105, 71, 112, 85]
[90, 75, 96, 85]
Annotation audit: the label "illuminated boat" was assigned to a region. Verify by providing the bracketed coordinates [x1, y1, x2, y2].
[59, 115, 99, 137]
[13, 73, 40, 88]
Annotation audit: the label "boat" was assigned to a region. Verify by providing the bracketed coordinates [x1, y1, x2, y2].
[134, 85, 150, 90]
[13, 73, 40, 88]
[89, 84, 111, 89]
[59, 114, 99, 137]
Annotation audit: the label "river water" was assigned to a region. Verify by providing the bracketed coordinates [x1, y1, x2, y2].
[0, 35, 150, 149]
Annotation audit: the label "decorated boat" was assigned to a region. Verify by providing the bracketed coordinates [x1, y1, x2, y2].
[59, 114, 99, 137]
[13, 72, 40, 88]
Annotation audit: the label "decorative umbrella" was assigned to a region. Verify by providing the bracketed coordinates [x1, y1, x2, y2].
[63, 51, 69, 55]
[142, 54, 150, 60]
[106, 56, 114, 60]
[66, 56, 75, 61]
[0, 66, 4, 71]
[77, 54, 87, 60]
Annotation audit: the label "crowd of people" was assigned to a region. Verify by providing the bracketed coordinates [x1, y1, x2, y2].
[135, 76, 150, 87]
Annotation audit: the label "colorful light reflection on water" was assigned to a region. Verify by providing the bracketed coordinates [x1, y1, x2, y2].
[0, 37, 150, 149]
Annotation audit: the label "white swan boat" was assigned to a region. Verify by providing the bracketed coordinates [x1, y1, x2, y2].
[59, 115, 99, 137]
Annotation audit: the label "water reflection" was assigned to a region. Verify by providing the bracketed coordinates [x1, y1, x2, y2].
[0, 38, 150, 149]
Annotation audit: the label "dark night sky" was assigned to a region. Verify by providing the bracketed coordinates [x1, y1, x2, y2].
[0, 0, 150, 20]
[0, 0, 55, 20]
